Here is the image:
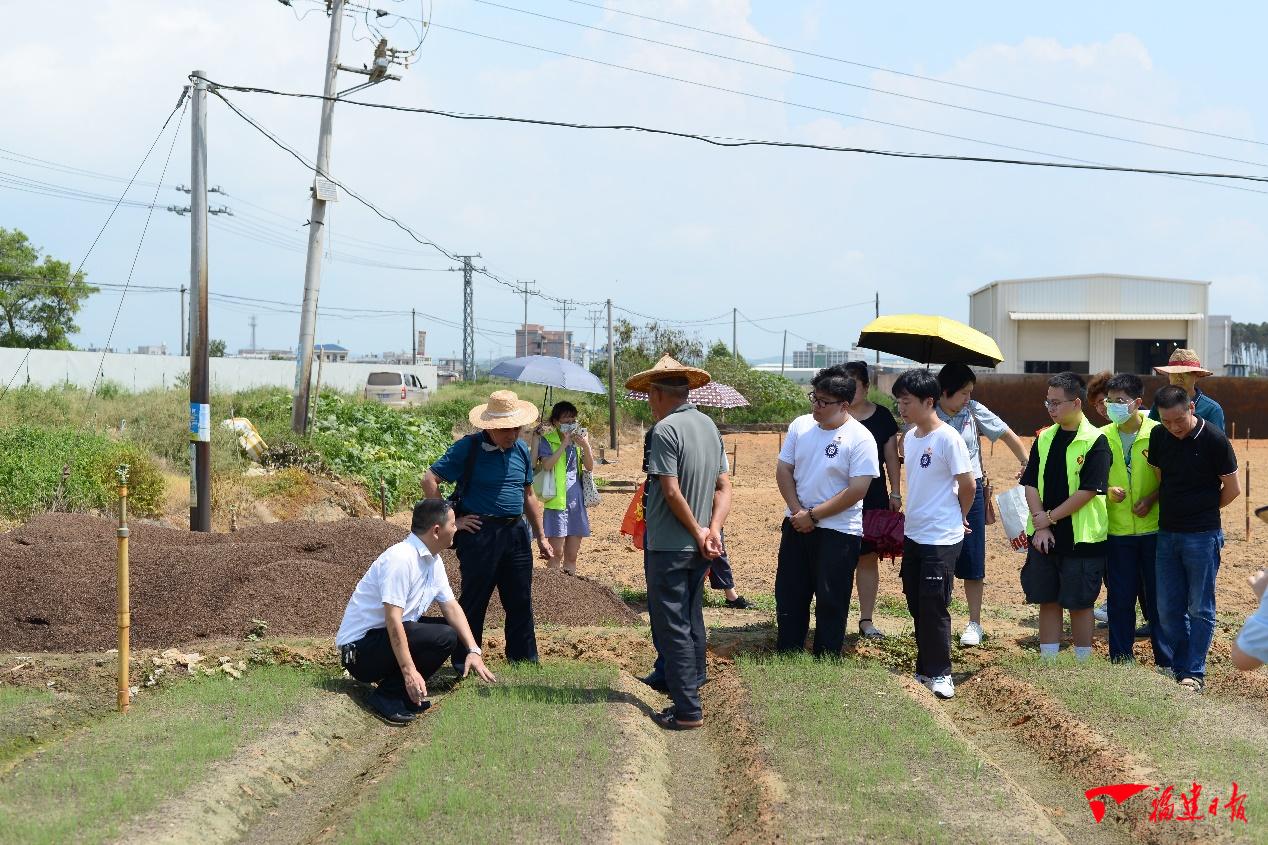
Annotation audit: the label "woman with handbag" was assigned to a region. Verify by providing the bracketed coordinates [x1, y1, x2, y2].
[935, 363, 1031, 646]
[535, 401, 595, 575]
[843, 362, 903, 639]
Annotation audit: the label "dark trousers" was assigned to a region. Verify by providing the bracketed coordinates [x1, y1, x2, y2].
[775, 520, 862, 657]
[1106, 533, 1169, 665]
[646, 548, 709, 720]
[706, 549, 735, 591]
[900, 538, 961, 678]
[452, 518, 538, 662]
[340, 619, 458, 697]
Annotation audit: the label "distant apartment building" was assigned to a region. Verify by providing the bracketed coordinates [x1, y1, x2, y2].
[135, 344, 167, 356]
[314, 343, 349, 363]
[792, 343, 850, 369]
[515, 324, 573, 359]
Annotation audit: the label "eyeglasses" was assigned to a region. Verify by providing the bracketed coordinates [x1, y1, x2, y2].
[807, 392, 845, 408]
[1105, 398, 1134, 407]
[1042, 398, 1075, 410]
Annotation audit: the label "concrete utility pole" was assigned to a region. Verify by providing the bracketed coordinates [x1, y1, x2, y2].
[781, 329, 787, 377]
[411, 308, 416, 365]
[188, 70, 211, 532]
[732, 307, 738, 359]
[555, 299, 575, 361]
[607, 298, 616, 450]
[874, 291, 880, 371]
[514, 279, 538, 357]
[179, 285, 187, 356]
[291, 0, 344, 434]
[249, 314, 257, 353]
[587, 308, 603, 369]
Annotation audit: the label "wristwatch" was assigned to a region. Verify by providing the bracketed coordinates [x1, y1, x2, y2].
[467, 645, 483, 656]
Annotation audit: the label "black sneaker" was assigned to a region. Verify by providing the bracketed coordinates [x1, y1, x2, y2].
[367, 690, 416, 725]
[639, 672, 669, 693]
[725, 595, 752, 609]
[653, 709, 704, 730]
[1135, 623, 1152, 638]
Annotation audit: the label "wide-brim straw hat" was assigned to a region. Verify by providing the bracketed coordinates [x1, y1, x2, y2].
[468, 389, 540, 429]
[624, 354, 712, 393]
[1154, 348, 1213, 377]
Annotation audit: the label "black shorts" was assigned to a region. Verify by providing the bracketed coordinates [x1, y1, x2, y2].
[1020, 549, 1106, 610]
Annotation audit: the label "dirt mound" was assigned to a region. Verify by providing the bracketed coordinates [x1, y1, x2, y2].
[0, 516, 637, 652]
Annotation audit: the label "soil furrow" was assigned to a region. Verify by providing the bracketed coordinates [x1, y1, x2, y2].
[605, 672, 671, 845]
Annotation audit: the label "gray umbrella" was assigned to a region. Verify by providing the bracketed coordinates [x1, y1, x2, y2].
[489, 354, 607, 394]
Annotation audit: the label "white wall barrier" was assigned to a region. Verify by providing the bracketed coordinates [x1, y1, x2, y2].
[0, 348, 438, 395]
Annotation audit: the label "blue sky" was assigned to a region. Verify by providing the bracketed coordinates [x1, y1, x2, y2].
[1, 1, 1265, 362]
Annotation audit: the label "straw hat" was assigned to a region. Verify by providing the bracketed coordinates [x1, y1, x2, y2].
[468, 389, 540, 429]
[624, 354, 711, 392]
[1154, 348, 1213, 377]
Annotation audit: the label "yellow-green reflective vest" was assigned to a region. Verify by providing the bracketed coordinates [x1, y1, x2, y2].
[540, 428, 570, 511]
[1100, 414, 1160, 536]
[1025, 415, 1109, 544]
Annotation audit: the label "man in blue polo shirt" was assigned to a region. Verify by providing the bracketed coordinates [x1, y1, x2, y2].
[1147, 348, 1225, 431]
[422, 389, 553, 665]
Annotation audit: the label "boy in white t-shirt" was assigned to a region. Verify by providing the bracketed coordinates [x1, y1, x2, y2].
[893, 369, 976, 699]
[1232, 569, 1268, 672]
[775, 365, 880, 657]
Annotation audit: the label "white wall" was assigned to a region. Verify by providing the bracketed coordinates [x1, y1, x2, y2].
[0, 348, 438, 395]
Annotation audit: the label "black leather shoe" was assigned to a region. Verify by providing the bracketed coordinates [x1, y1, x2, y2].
[653, 710, 704, 730]
[367, 690, 415, 725]
[639, 672, 669, 693]
[1135, 623, 1152, 638]
[403, 697, 432, 715]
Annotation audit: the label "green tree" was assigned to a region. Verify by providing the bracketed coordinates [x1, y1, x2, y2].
[209, 339, 227, 357]
[0, 227, 97, 349]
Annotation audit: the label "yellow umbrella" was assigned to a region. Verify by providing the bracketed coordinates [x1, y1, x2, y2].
[857, 314, 1003, 368]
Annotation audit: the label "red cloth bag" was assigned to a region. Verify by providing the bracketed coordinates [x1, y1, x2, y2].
[619, 481, 647, 550]
[862, 509, 906, 560]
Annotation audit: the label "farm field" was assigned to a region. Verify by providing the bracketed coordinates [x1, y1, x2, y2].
[2, 431, 1266, 844]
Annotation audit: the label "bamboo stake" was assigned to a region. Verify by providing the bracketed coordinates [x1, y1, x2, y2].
[116, 464, 131, 714]
[379, 478, 388, 520]
[1246, 461, 1252, 540]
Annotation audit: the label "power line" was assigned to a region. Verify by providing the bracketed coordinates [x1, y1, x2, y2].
[462, 0, 1268, 171]
[195, 76, 1268, 188]
[555, 0, 1268, 151]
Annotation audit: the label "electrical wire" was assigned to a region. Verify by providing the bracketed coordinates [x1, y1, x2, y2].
[556, 0, 1268, 150]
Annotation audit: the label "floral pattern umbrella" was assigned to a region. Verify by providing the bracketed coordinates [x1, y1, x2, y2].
[625, 381, 749, 409]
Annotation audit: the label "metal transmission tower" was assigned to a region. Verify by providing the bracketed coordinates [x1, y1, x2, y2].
[288, 1, 403, 434]
[450, 255, 481, 381]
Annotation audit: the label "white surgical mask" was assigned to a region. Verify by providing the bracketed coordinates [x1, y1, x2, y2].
[1106, 402, 1134, 424]
[558, 422, 579, 433]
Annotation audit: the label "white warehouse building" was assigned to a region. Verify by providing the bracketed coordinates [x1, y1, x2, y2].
[969, 273, 1231, 376]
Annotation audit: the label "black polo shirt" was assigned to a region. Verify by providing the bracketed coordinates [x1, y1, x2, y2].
[1147, 419, 1238, 533]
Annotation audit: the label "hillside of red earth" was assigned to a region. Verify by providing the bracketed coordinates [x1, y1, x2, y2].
[0, 514, 637, 652]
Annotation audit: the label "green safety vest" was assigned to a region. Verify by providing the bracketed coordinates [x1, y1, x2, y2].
[540, 428, 570, 511]
[1026, 415, 1109, 544]
[1100, 414, 1160, 536]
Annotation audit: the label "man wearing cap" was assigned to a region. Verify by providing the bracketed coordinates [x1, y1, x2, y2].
[1148, 348, 1225, 431]
[630, 356, 731, 731]
[421, 389, 554, 666]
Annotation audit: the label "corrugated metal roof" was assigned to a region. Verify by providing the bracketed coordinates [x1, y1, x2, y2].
[970, 273, 1211, 297]
[1009, 312, 1204, 321]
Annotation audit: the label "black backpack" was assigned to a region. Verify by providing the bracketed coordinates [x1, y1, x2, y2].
[447, 432, 484, 508]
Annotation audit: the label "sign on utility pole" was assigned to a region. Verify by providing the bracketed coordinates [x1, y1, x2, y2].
[188, 71, 211, 532]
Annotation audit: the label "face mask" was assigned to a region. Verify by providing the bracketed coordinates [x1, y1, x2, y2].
[558, 422, 579, 433]
[1106, 403, 1134, 424]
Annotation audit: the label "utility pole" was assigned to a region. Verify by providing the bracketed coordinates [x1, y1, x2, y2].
[249, 315, 257, 353]
[188, 70, 211, 532]
[411, 308, 416, 365]
[514, 279, 538, 357]
[607, 298, 616, 450]
[732, 307, 738, 359]
[555, 299, 575, 361]
[780, 329, 787, 377]
[874, 291, 880, 371]
[449, 255, 480, 381]
[291, 0, 344, 434]
[587, 308, 603, 370]
[179, 285, 187, 356]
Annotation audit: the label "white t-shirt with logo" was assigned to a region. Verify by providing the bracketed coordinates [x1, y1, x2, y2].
[903, 423, 973, 546]
[777, 414, 880, 536]
[336, 533, 455, 646]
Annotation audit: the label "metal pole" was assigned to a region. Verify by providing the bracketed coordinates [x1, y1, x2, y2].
[874, 291, 880, 370]
[411, 308, 417, 365]
[462, 256, 475, 380]
[189, 70, 211, 532]
[732, 307, 737, 359]
[116, 464, 131, 713]
[607, 298, 617, 450]
[291, 0, 344, 434]
[179, 285, 187, 356]
[780, 329, 787, 377]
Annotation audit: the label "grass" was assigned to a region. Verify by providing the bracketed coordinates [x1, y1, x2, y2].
[339, 661, 616, 845]
[739, 654, 1014, 843]
[1002, 656, 1267, 831]
[0, 665, 334, 845]
[0, 685, 58, 765]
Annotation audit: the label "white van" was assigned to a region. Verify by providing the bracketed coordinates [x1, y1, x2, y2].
[365, 371, 428, 407]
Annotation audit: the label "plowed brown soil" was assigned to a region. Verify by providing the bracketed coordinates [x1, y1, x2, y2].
[0, 515, 636, 652]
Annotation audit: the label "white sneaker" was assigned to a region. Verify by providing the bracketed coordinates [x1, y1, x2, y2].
[960, 622, 984, 647]
[1093, 603, 1108, 623]
[929, 675, 955, 699]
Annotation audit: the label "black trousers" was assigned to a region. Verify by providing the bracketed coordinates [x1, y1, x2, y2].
[775, 520, 862, 657]
[453, 518, 538, 662]
[646, 548, 710, 720]
[900, 538, 962, 678]
[339, 619, 457, 697]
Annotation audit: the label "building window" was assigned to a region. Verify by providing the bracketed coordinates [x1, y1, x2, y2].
[1024, 360, 1089, 374]
[1114, 339, 1185, 375]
